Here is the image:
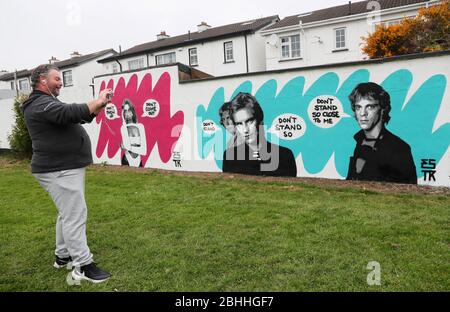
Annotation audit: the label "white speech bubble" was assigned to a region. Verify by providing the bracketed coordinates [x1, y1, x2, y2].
[142, 99, 160, 118]
[308, 95, 349, 128]
[269, 114, 306, 140]
[105, 104, 120, 120]
[202, 119, 218, 135]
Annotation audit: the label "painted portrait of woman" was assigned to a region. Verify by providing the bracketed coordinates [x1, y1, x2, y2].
[120, 100, 147, 167]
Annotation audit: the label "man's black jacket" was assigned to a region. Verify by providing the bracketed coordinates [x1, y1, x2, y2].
[22, 90, 96, 173]
[347, 127, 417, 184]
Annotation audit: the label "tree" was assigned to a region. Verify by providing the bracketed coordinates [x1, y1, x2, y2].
[362, 0, 450, 58]
[8, 94, 32, 159]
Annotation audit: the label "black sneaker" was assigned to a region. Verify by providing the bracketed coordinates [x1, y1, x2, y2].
[53, 256, 73, 270]
[71, 263, 111, 284]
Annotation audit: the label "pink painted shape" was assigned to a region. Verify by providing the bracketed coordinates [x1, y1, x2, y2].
[95, 72, 184, 165]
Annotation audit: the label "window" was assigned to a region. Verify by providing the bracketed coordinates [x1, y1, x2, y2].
[112, 63, 119, 73]
[224, 41, 234, 63]
[128, 58, 145, 70]
[155, 52, 176, 65]
[280, 34, 301, 59]
[379, 19, 402, 28]
[10, 81, 14, 90]
[62, 70, 73, 87]
[189, 48, 198, 66]
[18, 79, 30, 91]
[334, 28, 347, 49]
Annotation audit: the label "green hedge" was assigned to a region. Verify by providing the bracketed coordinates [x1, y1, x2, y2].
[8, 95, 32, 159]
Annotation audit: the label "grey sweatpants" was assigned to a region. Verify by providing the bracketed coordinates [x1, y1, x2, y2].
[33, 168, 93, 267]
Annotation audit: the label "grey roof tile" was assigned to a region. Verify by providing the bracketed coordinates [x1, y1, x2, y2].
[265, 0, 430, 30]
[98, 16, 279, 63]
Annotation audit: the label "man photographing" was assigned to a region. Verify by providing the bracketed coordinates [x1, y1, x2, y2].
[22, 64, 112, 283]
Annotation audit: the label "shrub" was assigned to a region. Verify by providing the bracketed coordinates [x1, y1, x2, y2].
[362, 0, 450, 58]
[8, 94, 32, 159]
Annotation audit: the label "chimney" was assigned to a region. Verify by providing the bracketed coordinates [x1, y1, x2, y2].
[48, 56, 59, 64]
[197, 21, 211, 33]
[70, 51, 82, 58]
[348, 1, 352, 15]
[157, 31, 170, 40]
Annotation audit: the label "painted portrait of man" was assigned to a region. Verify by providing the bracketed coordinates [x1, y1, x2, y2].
[347, 82, 417, 184]
[221, 92, 297, 177]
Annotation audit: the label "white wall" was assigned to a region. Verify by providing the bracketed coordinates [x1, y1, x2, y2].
[0, 97, 15, 149]
[58, 52, 115, 103]
[247, 31, 269, 72]
[0, 90, 16, 99]
[0, 80, 12, 90]
[102, 33, 269, 77]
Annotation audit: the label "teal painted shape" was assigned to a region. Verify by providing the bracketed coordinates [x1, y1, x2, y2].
[195, 87, 224, 163]
[231, 81, 253, 99]
[382, 72, 449, 179]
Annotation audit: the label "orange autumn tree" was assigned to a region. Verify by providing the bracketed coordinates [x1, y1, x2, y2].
[362, 0, 450, 58]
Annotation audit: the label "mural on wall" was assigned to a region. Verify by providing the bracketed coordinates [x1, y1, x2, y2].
[89, 61, 449, 186]
[95, 72, 184, 167]
[196, 69, 449, 184]
[220, 92, 297, 177]
[346, 82, 416, 184]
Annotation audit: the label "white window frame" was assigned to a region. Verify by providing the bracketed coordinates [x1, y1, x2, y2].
[280, 34, 301, 60]
[112, 63, 119, 73]
[334, 27, 347, 50]
[189, 48, 198, 66]
[62, 70, 73, 87]
[128, 58, 145, 70]
[155, 52, 176, 65]
[224, 41, 234, 63]
[18, 78, 30, 91]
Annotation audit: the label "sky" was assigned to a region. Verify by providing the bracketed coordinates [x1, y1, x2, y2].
[0, 0, 349, 72]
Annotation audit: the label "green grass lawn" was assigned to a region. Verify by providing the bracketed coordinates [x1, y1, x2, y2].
[0, 158, 449, 291]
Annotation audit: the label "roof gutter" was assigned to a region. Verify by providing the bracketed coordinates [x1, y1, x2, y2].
[260, 0, 438, 35]
[115, 59, 123, 72]
[245, 34, 249, 73]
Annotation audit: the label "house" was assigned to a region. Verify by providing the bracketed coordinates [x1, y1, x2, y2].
[0, 49, 117, 103]
[0, 70, 12, 91]
[261, 0, 439, 70]
[0, 69, 31, 96]
[97, 16, 279, 77]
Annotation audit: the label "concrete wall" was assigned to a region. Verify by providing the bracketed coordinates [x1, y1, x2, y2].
[89, 52, 450, 187]
[247, 30, 269, 72]
[0, 97, 15, 149]
[0, 80, 12, 90]
[0, 90, 16, 99]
